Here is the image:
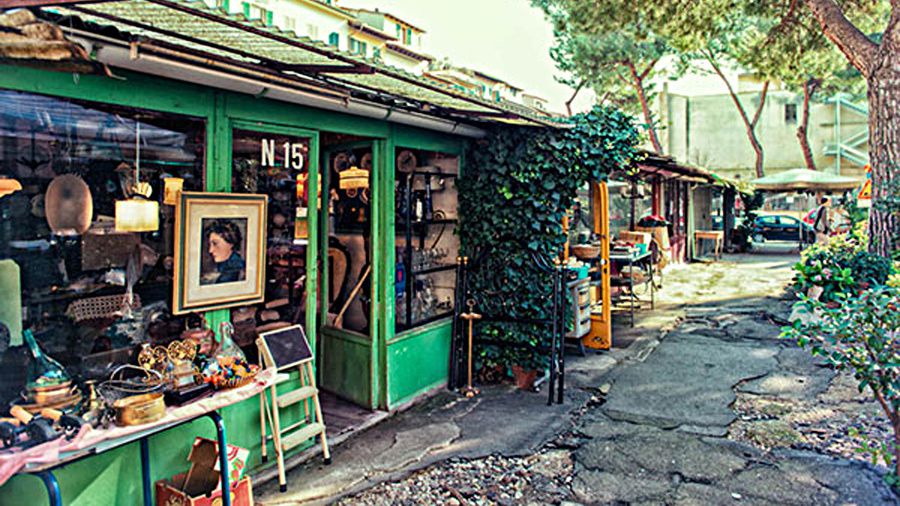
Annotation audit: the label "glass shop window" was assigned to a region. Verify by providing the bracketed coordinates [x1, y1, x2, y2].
[394, 148, 459, 333]
[608, 178, 652, 239]
[231, 129, 311, 351]
[0, 89, 205, 403]
[323, 144, 374, 336]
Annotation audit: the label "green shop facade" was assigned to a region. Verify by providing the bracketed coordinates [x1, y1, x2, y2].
[0, 3, 553, 502]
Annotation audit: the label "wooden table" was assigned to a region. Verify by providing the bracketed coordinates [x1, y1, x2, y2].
[694, 230, 724, 260]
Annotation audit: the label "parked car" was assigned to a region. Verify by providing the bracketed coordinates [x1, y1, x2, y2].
[752, 215, 815, 243]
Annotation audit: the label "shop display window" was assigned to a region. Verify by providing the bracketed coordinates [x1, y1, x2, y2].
[0, 89, 205, 402]
[394, 148, 459, 332]
[231, 129, 312, 349]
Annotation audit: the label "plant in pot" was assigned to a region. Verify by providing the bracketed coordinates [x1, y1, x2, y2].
[508, 333, 549, 391]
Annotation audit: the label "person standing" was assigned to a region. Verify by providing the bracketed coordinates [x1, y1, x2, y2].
[814, 197, 831, 244]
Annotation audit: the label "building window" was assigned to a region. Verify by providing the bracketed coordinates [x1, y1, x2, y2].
[305, 23, 318, 39]
[282, 16, 296, 32]
[349, 37, 367, 56]
[405, 27, 412, 45]
[785, 103, 797, 124]
[242, 2, 270, 23]
[328, 32, 339, 47]
[373, 48, 381, 61]
[396, 23, 402, 39]
[215, 0, 230, 12]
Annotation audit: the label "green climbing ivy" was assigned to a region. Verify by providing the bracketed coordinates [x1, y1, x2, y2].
[458, 106, 640, 373]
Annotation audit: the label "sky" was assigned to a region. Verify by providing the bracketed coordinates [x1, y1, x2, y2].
[338, 0, 597, 114]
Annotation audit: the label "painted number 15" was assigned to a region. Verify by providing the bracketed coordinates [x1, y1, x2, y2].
[261, 139, 305, 170]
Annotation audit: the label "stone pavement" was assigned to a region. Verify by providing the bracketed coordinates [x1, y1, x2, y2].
[256, 254, 898, 505]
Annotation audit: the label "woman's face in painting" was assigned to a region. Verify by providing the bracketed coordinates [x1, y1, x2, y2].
[208, 232, 234, 263]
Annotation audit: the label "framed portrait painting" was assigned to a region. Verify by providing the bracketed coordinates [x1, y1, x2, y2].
[173, 192, 267, 314]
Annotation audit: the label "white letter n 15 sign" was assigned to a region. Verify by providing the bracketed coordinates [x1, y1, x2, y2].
[261, 138, 305, 170]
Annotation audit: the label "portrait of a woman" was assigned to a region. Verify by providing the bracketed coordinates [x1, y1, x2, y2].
[201, 219, 246, 284]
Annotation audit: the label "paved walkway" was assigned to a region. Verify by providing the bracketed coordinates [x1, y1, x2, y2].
[256, 254, 898, 505]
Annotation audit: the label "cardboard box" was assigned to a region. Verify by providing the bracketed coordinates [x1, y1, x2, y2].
[155, 475, 253, 506]
[154, 438, 252, 506]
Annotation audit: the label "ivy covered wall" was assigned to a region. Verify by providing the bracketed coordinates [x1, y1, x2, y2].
[457, 106, 641, 371]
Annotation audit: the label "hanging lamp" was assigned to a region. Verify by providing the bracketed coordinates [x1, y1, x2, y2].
[338, 165, 369, 191]
[116, 121, 159, 232]
[0, 177, 22, 198]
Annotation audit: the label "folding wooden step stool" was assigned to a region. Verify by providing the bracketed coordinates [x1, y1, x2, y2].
[257, 325, 331, 492]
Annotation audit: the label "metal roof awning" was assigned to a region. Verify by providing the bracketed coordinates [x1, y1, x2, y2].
[7, 0, 557, 129]
[751, 168, 861, 192]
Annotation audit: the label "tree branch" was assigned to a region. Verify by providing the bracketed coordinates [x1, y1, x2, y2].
[626, 60, 664, 153]
[639, 58, 660, 81]
[750, 81, 770, 129]
[803, 0, 878, 77]
[565, 80, 585, 117]
[705, 51, 752, 128]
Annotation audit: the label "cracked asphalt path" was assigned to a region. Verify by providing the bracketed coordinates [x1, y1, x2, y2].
[256, 254, 898, 505]
[572, 255, 896, 505]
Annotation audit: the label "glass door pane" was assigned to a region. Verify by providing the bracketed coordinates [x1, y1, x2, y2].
[231, 128, 313, 351]
[322, 144, 373, 336]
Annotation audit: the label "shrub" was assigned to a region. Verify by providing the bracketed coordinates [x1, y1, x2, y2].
[783, 286, 900, 483]
[793, 226, 894, 301]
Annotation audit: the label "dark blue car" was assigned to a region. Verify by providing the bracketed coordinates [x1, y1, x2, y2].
[753, 215, 815, 243]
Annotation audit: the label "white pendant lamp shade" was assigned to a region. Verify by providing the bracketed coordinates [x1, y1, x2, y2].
[115, 120, 160, 232]
[116, 198, 159, 232]
[45, 174, 93, 235]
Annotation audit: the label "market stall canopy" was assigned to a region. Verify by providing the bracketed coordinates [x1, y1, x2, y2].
[3, 0, 557, 130]
[751, 168, 861, 192]
[636, 151, 716, 184]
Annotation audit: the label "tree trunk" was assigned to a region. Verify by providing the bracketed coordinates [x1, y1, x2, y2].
[797, 79, 818, 171]
[627, 61, 664, 153]
[802, 0, 899, 256]
[866, 57, 900, 257]
[706, 54, 769, 177]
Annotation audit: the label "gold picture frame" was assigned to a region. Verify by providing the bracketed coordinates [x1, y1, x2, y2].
[172, 192, 267, 315]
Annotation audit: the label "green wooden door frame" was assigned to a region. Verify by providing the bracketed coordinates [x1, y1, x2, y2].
[320, 139, 383, 408]
[226, 119, 320, 357]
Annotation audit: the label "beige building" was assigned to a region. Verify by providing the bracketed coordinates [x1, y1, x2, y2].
[659, 86, 869, 181]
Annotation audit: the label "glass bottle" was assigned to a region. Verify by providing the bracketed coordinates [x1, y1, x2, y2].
[23, 329, 70, 389]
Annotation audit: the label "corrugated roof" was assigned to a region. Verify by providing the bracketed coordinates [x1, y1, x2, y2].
[34, 0, 555, 127]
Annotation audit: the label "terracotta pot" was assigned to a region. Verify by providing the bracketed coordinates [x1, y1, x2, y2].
[511, 364, 538, 391]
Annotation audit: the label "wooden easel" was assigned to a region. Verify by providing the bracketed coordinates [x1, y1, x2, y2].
[257, 325, 330, 493]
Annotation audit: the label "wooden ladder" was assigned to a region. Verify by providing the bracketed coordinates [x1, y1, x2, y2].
[257, 345, 330, 492]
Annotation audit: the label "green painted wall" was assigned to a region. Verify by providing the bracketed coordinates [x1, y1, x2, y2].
[386, 321, 453, 408]
[0, 63, 467, 504]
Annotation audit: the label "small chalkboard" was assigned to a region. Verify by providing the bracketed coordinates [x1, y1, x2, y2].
[257, 325, 313, 370]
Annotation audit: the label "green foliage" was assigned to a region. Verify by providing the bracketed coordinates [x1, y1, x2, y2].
[793, 227, 895, 301]
[782, 285, 900, 479]
[458, 106, 640, 372]
[534, 0, 675, 142]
